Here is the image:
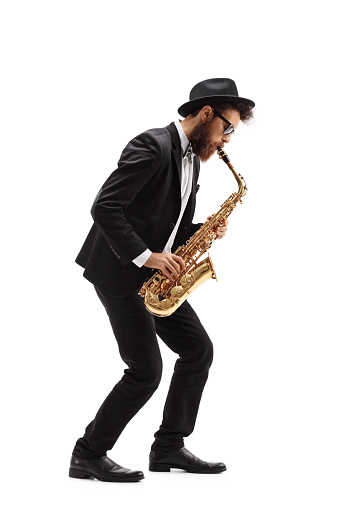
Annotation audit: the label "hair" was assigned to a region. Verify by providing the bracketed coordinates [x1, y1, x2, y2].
[189, 101, 254, 123]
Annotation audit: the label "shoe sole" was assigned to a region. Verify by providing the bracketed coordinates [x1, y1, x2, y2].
[149, 463, 226, 474]
[69, 467, 144, 482]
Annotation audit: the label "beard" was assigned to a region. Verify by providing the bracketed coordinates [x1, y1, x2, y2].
[190, 122, 216, 162]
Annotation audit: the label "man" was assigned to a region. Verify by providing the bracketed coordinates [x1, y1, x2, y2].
[69, 78, 255, 482]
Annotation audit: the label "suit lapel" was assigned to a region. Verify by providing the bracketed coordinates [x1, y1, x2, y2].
[185, 157, 200, 217]
[166, 121, 200, 220]
[166, 122, 182, 185]
[192, 157, 199, 187]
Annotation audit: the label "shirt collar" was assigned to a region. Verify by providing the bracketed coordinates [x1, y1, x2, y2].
[174, 119, 190, 155]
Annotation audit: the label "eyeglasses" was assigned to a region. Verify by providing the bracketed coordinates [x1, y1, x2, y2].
[211, 108, 235, 136]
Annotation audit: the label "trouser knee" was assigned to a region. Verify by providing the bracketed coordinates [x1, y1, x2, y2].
[197, 337, 214, 371]
[127, 356, 163, 395]
[147, 359, 163, 392]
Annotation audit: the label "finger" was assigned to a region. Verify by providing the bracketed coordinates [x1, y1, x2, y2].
[161, 259, 178, 280]
[173, 255, 186, 270]
[168, 257, 181, 274]
[162, 267, 174, 281]
[215, 230, 225, 239]
[166, 260, 180, 279]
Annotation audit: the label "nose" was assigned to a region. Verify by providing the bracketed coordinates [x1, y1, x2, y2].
[222, 134, 232, 144]
[222, 134, 231, 143]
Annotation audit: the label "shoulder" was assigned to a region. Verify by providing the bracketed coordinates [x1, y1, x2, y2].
[120, 125, 172, 161]
[134, 126, 171, 149]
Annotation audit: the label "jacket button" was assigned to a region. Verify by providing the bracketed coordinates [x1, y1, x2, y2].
[169, 222, 175, 230]
[156, 249, 162, 253]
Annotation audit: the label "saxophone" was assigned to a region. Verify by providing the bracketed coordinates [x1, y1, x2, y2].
[138, 147, 247, 317]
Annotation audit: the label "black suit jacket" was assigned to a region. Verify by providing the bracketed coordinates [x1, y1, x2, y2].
[75, 122, 203, 297]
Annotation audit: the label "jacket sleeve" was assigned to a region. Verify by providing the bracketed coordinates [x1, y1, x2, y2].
[91, 132, 162, 265]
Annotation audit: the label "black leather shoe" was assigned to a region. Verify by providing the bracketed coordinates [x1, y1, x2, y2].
[149, 447, 226, 474]
[69, 454, 144, 482]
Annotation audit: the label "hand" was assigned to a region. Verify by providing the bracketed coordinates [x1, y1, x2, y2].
[207, 216, 229, 240]
[144, 252, 186, 282]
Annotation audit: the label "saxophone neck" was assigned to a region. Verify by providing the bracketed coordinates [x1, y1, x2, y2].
[217, 147, 246, 198]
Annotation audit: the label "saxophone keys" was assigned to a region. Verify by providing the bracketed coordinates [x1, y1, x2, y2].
[180, 273, 195, 288]
[170, 286, 183, 297]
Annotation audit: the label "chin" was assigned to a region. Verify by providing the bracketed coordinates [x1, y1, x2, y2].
[202, 147, 217, 162]
[194, 143, 217, 162]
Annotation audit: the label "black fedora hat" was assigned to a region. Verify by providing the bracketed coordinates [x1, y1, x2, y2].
[178, 78, 255, 117]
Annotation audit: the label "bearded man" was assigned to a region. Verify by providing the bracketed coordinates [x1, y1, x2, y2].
[69, 78, 255, 482]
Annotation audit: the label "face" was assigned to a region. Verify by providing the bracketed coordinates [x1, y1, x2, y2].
[190, 108, 241, 162]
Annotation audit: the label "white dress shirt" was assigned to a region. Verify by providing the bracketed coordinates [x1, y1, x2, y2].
[132, 120, 194, 267]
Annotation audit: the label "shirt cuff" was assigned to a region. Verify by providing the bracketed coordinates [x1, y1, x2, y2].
[132, 248, 152, 268]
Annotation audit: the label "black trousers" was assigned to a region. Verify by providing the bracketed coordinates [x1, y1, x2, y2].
[72, 285, 213, 460]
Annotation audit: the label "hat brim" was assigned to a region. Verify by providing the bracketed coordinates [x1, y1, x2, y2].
[178, 95, 255, 118]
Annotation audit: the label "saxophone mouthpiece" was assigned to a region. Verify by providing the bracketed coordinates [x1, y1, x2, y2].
[217, 146, 230, 163]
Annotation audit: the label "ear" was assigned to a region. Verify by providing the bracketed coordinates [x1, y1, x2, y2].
[200, 105, 214, 123]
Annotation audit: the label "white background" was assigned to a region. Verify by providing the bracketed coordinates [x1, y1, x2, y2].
[1, 1, 338, 508]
